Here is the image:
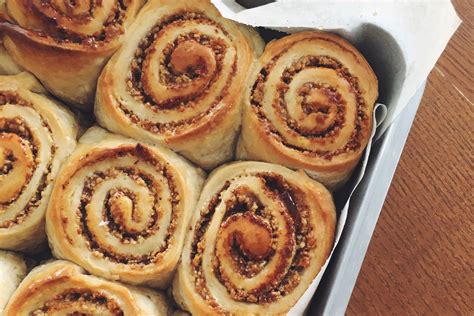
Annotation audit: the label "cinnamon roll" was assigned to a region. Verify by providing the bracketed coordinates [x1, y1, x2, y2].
[0, 251, 28, 314]
[3, 260, 173, 316]
[173, 161, 336, 315]
[237, 31, 378, 189]
[95, 0, 261, 170]
[0, 0, 144, 109]
[46, 127, 205, 288]
[0, 73, 78, 253]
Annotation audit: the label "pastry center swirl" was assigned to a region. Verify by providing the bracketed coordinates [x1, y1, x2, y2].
[224, 213, 273, 261]
[107, 189, 152, 234]
[169, 41, 217, 77]
[251, 52, 368, 158]
[296, 84, 340, 133]
[191, 173, 316, 306]
[122, 12, 237, 134]
[53, 0, 95, 16]
[71, 145, 181, 265]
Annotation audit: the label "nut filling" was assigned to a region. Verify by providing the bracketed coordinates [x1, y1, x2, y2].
[31, 289, 123, 316]
[190, 172, 315, 306]
[74, 145, 181, 265]
[120, 11, 238, 136]
[251, 48, 369, 160]
[0, 92, 54, 229]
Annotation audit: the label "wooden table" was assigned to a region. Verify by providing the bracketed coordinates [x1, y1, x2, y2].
[347, 1, 473, 314]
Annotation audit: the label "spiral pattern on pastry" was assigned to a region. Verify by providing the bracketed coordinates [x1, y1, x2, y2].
[0, 0, 143, 108]
[237, 31, 378, 189]
[0, 73, 78, 253]
[95, 0, 261, 170]
[46, 127, 205, 288]
[3, 260, 173, 316]
[173, 161, 336, 315]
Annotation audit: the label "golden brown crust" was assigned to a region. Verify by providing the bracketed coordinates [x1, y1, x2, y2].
[95, 0, 259, 170]
[237, 31, 378, 190]
[46, 127, 205, 288]
[172, 161, 336, 315]
[0, 0, 144, 109]
[0, 72, 78, 253]
[4, 260, 173, 316]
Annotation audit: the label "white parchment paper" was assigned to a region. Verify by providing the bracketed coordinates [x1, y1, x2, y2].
[211, 1, 461, 314]
[288, 104, 385, 315]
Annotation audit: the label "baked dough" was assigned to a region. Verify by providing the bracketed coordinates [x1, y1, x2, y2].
[95, 0, 262, 170]
[46, 127, 205, 288]
[237, 31, 378, 190]
[173, 161, 336, 315]
[0, 73, 78, 253]
[0, 0, 144, 109]
[3, 260, 173, 315]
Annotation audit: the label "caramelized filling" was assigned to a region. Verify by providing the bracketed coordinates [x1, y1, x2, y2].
[190, 173, 315, 305]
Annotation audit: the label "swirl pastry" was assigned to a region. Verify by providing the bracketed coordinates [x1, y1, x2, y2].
[3, 260, 173, 316]
[173, 161, 336, 315]
[95, 0, 260, 170]
[0, 251, 28, 314]
[0, 0, 144, 109]
[46, 127, 205, 288]
[0, 73, 78, 253]
[237, 31, 378, 189]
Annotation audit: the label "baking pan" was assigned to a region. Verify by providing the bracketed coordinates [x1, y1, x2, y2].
[308, 83, 426, 315]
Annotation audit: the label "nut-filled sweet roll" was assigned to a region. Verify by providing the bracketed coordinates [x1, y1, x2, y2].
[173, 161, 336, 315]
[0, 0, 144, 109]
[46, 127, 205, 288]
[0, 73, 78, 253]
[95, 0, 261, 170]
[237, 31, 378, 190]
[3, 260, 173, 316]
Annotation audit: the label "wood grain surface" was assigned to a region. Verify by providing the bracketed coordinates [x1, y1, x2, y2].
[347, 0, 473, 315]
